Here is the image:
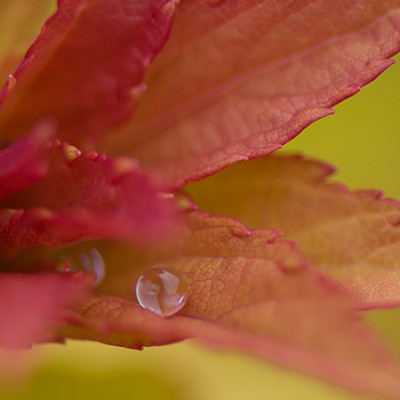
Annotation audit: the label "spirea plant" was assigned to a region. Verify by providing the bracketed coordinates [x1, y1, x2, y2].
[1, 1, 400, 398]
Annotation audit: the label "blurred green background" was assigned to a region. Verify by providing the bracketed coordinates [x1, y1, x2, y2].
[1, 45, 400, 400]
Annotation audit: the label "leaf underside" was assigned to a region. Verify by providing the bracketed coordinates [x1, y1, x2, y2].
[105, 0, 400, 189]
[0, 0, 176, 146]
[187, 154, 400, 309]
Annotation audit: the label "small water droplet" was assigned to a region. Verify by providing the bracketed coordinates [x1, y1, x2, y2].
[79, 249, 105, 285]
[5, 74, 17, 96]
[62, 144, 81, 162]
[173, 191, 198, 211]
[129, 83, 147, 100]
[136, 265, 188, 317]
[56, 248, 105, 285]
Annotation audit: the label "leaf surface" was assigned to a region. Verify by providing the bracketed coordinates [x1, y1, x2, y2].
[0, 142, 176, 253]
[0, 272, 89, 349]
[0, 0, 176, 144]
[106, 0, 400, 188]
[0, 124, 51, 201]
[188, 155, 400, 309]
[65, 212, 400, 398]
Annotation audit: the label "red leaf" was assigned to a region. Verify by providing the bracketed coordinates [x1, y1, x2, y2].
[0, 0, 176, 145]
[1, 142, 176, 252]
[0, 123, 52, 201]
[0, 272, 89, 349]
[105, 0, 400, 188]
[65, 212, 400, 398]
[188, 154, 400, 309]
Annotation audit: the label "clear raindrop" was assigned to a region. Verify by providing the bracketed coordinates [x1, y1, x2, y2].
[136, 265, 188, 317]
[6, 74, 16, 96]
[79, 248, 105, 285]
[56, 248, 105, 285]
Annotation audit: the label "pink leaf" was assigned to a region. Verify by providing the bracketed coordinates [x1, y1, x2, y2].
[106, 0, 400, 188]
[0, 0, 176, 145]
[65, 212, 400, 398]
[188, 154, 400, 309]
[0, 272, 89, 349]
[1, 142, 176, 252]
[0, 123, 52, 201]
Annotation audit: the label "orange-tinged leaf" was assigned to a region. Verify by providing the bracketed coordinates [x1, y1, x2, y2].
[188, 155, 400, 309]
[65, 212, 400, 398]
[0, 0, 176, 145]
[64, 296, 188, 349]
[106, 0, 400, 189]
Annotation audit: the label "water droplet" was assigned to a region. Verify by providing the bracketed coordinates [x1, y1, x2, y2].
[79, 249, 105, 285]
[173, 191, 198, 211]
[136, 265, 188, 317]
[129, 83, 147, 100]
[5, 74, 17, 96]
[56, 248, 105, 285]
[62, 144, 81, 161]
